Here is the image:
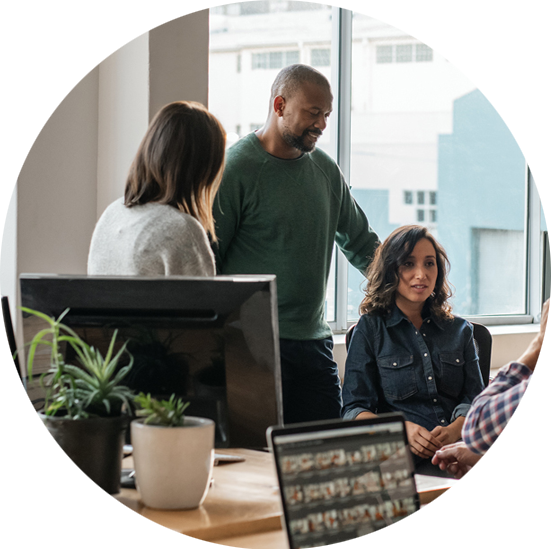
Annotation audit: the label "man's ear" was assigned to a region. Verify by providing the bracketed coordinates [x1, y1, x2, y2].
[274, 95, 285, 117]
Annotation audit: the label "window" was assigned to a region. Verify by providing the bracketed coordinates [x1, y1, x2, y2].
[376, 43, 433, 64]
[209, 3, 546, 328]
[252, 52, 268, 69]
[349, 11, 536, 323]
[286, 50, 300, 65]
[252, 50, 300, 70]
[416, 43, 433, 62]
[269, 51, 283, 69]
[209, 1, 334, 316]
[376, 45, 393, 63]
[396, 44, 413, 63]
[311, 48, 331, 67]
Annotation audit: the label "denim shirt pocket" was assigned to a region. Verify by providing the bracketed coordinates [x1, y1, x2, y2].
[439, 352, 465, 398]
[377, 354, 418, 401]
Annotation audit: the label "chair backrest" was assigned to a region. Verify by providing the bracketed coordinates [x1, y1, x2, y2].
[1, 295, 22, 380]
[470, 321, 492, 387]
[345, 320, 492, 387]
[345, 323, 356, 352]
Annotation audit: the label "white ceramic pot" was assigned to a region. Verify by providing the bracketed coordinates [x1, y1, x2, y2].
[130, 416, 215, 510]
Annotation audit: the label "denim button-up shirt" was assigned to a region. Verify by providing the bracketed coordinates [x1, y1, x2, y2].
[342, 305, 484, 432]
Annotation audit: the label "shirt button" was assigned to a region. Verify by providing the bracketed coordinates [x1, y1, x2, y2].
[415, 331, 418, 335]
[424, 353, 428, 357]
[456, 359, 460, 363]
[423, 333, 426, 336]
[433, 399, 438, 403]
[393, 362, 397, 366]
[441, 419, 445, 424]
[427, 320, 431, 323]
[428, 376, 433, 380]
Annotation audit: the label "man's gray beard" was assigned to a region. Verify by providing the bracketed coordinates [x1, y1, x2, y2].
[282, 128, 315, 153]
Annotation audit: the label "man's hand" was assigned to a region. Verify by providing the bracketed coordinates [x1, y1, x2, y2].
[405, 421, 442, 459]
[431, 441, 481, 479]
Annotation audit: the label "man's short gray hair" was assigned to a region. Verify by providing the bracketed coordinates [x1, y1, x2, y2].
[270, 64, 331, 102]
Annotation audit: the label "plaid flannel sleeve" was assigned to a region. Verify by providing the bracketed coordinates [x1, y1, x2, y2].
[461, 362, 532, 455]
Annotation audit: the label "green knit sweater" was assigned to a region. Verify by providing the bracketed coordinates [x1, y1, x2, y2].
[213, 132, 380, 340]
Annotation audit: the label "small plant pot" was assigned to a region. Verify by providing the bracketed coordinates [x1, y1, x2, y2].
[130, 416, 215, 510]
[40, 413, 128, 494]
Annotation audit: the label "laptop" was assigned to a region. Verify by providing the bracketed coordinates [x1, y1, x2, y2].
[267, 413, 419, 548]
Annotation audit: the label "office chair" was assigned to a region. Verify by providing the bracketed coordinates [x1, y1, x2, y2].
[345, 320, 492, 387]
[3, 296, 47, 410]
[345, 323, 356, 352]
[470, 321, 492, 387]
[2, 295, 23, 382]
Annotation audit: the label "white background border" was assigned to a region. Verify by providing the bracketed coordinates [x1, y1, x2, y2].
[1, 1, 551, 547]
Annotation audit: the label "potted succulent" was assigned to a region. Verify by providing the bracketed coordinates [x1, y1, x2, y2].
[22, 306, 135, 494]
[131, 392, 215, 510]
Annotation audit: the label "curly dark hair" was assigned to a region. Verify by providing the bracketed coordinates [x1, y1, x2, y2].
[359, 225, 454, 320]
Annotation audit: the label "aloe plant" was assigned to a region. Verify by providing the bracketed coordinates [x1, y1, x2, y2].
[134, 392, 190, 427]
[21, 307, 135, 419]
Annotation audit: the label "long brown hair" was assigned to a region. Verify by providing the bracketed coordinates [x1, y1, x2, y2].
[360, 225, 453, 320]
[124, 101, 226, 241]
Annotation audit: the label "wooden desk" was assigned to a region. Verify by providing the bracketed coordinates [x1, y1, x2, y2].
[114, 448, 456, 547]
[115, 449, 281, 542]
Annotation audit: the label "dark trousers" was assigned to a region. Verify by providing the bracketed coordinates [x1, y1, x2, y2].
[279, 337, 343, 425]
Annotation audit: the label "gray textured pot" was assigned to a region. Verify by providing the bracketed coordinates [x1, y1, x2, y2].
[40, 413, 128, 494]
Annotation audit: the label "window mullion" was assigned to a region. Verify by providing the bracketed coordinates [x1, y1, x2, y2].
[330, 7, 353, 332]
[527, 167, 543, 320]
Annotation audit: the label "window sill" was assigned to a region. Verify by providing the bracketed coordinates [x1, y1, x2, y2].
[487, 323, 539, 336]
[333, 324, 538, 378]
[333, 323, 539, 342]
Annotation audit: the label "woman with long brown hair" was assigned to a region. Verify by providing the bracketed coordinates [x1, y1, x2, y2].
[88, 101, 225, 276]
[342, 225, 484, 475]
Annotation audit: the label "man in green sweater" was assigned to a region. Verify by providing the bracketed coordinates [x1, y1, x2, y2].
[213, 64, 380, 424]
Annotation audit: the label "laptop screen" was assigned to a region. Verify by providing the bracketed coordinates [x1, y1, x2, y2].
[268, 414, 419, 548]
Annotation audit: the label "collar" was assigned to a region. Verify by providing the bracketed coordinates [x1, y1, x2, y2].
[250, 131, 308, 163]
[385, 303, 445, 331]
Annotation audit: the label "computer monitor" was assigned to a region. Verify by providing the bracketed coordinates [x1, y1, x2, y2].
[19, 274, 283, 449]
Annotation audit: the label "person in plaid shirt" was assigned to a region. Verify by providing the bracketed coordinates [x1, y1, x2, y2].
[431, 299, 549, 478]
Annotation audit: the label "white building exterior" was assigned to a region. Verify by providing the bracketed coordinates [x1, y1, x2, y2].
[208, 3, 476, 232]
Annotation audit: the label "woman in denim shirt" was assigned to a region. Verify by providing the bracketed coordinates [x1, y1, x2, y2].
[342, 225, 484, 473]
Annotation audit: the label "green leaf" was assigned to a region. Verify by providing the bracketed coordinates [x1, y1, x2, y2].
[133, 392, 189, 427]
[20, 307, 56, 326]
[20, 307, 136, 419]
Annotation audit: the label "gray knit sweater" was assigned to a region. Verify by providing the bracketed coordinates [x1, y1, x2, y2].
[88, 198, 215, 276]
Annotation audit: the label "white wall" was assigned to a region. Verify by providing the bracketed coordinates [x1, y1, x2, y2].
[149, 11, 209, 115]
[97, 33, 149, 216]
[97, 10, 210, 219]
[0, 186, 18, 347]
[4, 12, 210, 345]
[17, 67, 101, 279]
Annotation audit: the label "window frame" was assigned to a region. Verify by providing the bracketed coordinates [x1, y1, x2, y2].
[327, 7, 544, 332]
